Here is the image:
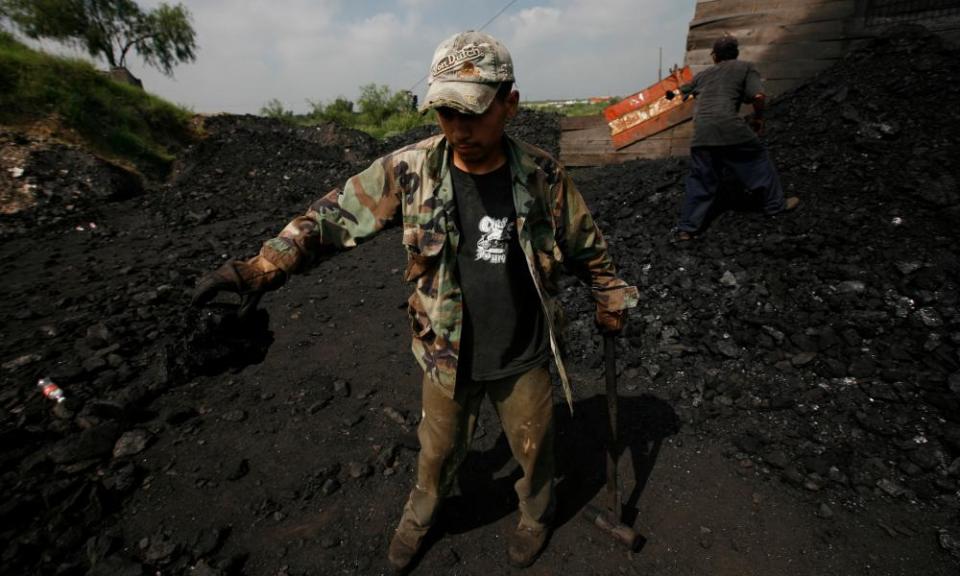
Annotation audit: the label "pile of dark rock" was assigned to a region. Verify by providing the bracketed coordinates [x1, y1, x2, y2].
[562, 26, 960, 511]
[1, 26, 958, 576]
[0, 130, 145, 239]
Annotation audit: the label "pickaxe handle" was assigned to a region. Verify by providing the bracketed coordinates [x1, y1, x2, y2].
[604, 334, 621, 518]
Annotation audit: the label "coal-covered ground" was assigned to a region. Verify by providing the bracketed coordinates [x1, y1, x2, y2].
[1, 28, 959, 576]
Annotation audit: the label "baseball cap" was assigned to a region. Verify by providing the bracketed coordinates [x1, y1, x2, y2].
[419, 30, 515, 115]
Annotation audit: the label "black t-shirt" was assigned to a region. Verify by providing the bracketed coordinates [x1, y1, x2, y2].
[451, 161, 549, 381]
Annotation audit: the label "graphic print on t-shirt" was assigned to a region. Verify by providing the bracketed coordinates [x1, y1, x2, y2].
[475, 216, 514, 264]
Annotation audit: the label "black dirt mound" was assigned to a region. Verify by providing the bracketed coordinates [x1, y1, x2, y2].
[507, 107, 562, 159]
[158, 115, 379, 227]
[564, 25, 960, 509]
[1, 25, 958, 576]
[0, 129, 145, 238]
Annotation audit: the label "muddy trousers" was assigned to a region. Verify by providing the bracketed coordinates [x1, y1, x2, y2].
[678, 141, 786, 233]
[394, 364, 555, 544]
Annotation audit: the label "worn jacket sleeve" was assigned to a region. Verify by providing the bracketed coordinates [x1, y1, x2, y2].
[555, 172, 639, 312]
[258, 155, 403, 274]
[743, 62, 764, 102]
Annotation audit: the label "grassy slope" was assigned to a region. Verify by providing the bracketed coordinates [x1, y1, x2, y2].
[0, 31, 196, 178]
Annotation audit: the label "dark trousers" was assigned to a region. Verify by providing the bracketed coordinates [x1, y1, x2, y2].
[678, 142, 786, 233]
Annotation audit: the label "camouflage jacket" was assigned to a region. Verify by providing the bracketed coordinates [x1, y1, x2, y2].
[257, 134, 638, 409]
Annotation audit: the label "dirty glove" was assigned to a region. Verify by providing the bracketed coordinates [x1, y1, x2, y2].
[596, 305, 627, 335]
[192, 256, 286, 318]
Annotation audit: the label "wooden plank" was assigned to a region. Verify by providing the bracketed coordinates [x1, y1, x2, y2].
[634, 120, 694, 142]
[560, 128, 612, 143]
[758, 58, 837, 79]
[562, 143, 692, 167]
[671, 137, 693, 154]
[560, 136, 614, 150]
[690, 4, 857, 30]
[598, 67, 697, 150]
[561, 153, 632, 167]
[764, 78, 809, 96]
[559, 115, 606, 131]
[683, 58, 837, 83]
[623, 139, 674, 156]
[620, 128, 691, 154]
[665, 120, 694, 139]
[561, 122, 694, 166]
[612, 101, 695, 150]
[695, 0, 854, 20]
[560, 124, 613, 140]
[603, 67, 693, 122]
[687, 20, 851, 49]
[685, 40, 847, 65]
[560, 135, 614, 150]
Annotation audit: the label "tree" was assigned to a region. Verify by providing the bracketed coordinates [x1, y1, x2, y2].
[1, 0, 196, 76]
[356, 83, 417, 126]
[307, 96, 354, 126]
[259, 98, 294, 121]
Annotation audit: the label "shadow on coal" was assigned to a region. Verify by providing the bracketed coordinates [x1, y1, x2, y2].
[169, 303, 275, 378]
[433, 392, 680, 538]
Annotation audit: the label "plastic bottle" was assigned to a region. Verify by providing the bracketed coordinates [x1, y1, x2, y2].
[37, 377, 66, 403]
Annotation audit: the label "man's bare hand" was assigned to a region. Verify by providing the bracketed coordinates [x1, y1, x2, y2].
[596, 305, 627, 335]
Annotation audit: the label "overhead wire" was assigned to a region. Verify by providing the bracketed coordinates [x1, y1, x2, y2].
[478, 0, 520, 31]
[408, 0, 520, 92]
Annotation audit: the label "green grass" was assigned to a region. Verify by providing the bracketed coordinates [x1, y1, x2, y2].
[0, 31, 197, 178]
[524, 99, 620, 117]
[352, 111, 434, 139]
[269, 111, 434, 140]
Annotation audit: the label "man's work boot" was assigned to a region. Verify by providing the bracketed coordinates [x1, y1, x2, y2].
[387, 527, 426, 574]
[784, 196, 800, 211]
[506, 525, 549, 569]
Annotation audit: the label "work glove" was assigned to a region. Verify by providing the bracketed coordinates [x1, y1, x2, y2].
[192, 256, 286, 318]
[596, 305, 627, 335]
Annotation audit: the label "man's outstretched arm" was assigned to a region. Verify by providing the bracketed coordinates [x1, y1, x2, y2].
[193, 156, 403, 313]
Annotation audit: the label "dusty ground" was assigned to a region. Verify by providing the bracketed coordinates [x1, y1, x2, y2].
[1, 27, 959, 576]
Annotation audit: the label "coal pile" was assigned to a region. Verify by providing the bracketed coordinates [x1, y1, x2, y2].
[564, 26, 960, 511]
[0, 129, 145, 239]
[1, 26, 958, 576]
[157, 114, 381, 228]
[153, 109, 559, 234]
[507, 107, 562, 159]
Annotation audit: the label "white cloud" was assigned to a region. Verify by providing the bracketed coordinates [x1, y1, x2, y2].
[499, 0, 694, 101]
[30, 0, 697, 113]
[398, 0, 440, 8]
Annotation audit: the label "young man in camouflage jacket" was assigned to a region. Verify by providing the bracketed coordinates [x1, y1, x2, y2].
[193, 31, 637, 572]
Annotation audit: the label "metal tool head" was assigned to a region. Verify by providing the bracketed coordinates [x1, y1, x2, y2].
[581, 504, 641, 551]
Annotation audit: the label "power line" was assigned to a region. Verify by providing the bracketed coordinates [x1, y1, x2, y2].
[409, 0, 521, 92]
[478, 0, 519, 31]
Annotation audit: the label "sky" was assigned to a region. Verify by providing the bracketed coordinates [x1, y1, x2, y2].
[31, 0, 698, 114]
